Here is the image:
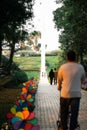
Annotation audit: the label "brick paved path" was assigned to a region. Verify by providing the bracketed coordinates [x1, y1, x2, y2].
[35, 81, 87, 130]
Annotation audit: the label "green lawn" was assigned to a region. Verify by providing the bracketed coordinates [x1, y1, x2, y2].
[14, 56, 41, 70]
[14, 55, 58, 78]
[46, 56, 58, 74]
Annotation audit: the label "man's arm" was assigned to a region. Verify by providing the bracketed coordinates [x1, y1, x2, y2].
[57, 66, 63, 91]
[57, 79, 62, 91]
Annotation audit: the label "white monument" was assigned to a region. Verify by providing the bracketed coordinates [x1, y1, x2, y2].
[39, 36, 48, 83]
[35, 1, 48, 83]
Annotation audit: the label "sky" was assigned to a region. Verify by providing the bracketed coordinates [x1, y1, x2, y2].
[32, 0, 61, 51]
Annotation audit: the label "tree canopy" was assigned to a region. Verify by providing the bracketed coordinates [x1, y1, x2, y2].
[0, 0, 34, 73]
[0, 0, 34, 39]
[53, 0, 87, 63]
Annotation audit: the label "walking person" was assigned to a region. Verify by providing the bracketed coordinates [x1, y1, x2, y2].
[49, 69, 54, 85]
[53, 68, 58, 85]
[57, 50, 86, 130]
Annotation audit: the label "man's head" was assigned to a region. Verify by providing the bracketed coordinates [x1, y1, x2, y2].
[67, 50, 76, 62]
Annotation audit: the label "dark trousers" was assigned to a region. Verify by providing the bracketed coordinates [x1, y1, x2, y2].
[54, 78, 57, 84]
[50, 77, 53, 85]
[60, 97, 80, 130]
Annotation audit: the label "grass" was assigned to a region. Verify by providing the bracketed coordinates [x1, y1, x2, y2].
[14, 56, 41, 80]
[26, 71, 40, 80]
[14, 56, 41, 70]
[13, 55, 58, 79]
[14, 55, 58, 71]
[46, 55, 58, 75]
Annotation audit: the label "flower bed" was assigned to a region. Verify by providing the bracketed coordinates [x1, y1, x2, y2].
[1, 77, 39, 130]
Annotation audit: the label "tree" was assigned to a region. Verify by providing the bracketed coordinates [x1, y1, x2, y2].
[53, 0, 87, 63]
[29, 31, 41, 51]
[0, 0, 34, 73]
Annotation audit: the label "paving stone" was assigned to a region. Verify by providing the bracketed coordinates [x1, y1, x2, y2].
[35, 82, 87, 130]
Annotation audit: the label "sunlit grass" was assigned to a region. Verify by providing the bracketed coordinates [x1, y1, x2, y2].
[14, 56, 41, 70]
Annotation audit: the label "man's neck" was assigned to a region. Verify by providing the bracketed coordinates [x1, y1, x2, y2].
[67, 60, 76, 63]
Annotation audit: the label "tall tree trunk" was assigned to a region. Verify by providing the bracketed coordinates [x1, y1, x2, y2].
[7, 40, 15, 74]
[7, 24, 16, 74]
[0, 42, 2, 66]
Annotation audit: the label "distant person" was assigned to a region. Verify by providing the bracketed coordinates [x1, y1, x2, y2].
[49, 69, 54, 85]
[42, 72, 44, 77]
[53, 68, 57, 85]
[57, 50, 86, 130]
[42, 72, 46, 78]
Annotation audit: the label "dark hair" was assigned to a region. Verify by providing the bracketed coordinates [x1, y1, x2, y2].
[67, 50, 76, 61]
